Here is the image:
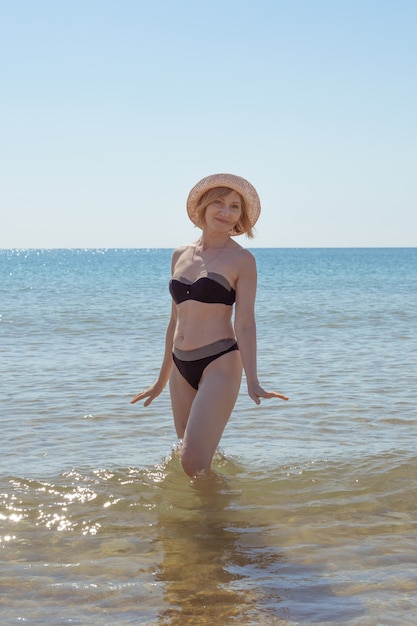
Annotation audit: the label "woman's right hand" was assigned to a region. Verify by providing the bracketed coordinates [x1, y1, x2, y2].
[130, 382, 164, 407]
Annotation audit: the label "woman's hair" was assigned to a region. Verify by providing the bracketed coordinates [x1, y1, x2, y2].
[194, 186, 255, 238]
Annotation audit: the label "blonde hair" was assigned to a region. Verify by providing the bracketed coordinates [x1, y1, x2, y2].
[194, 186, 255, 238]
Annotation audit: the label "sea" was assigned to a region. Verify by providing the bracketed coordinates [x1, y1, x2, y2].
[1, 247, 416, 625]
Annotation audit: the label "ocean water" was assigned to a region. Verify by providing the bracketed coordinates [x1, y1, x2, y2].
[1, 247, 416, 625]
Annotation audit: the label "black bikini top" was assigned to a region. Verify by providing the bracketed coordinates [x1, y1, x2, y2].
[169, 272, 236, 306]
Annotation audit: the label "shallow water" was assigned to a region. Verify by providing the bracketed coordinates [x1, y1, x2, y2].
[2, 450, 417, 624]
[1, 248, 417, 624]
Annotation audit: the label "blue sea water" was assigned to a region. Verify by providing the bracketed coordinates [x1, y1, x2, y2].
[1, 247, 416, 625]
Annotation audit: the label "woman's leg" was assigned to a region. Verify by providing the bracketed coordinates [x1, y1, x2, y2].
[180, 350, 242, 477]
[169, 361, 197, 438]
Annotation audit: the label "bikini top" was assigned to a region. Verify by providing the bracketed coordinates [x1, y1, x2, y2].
[169, 272, 236, 306]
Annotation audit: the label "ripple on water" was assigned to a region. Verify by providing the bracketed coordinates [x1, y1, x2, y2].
[1, 449, 417, 623]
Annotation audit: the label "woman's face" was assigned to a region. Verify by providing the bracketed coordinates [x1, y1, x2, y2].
[204, 190, 242, 233]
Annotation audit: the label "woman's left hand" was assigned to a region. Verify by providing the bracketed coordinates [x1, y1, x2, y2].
[248, 382, 289, 405]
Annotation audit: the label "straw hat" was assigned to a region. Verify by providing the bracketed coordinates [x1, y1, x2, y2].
[186, 173, 261, 235]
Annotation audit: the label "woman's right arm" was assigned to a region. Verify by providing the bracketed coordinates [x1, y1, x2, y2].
[130, 246, 187, 406]
[130, 248, 183, 407]
[130, 300, 177, 406]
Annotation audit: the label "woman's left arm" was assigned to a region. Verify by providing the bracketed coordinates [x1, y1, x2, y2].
[234, 251, 288, 405]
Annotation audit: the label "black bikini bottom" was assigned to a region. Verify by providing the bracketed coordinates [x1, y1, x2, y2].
[172, 338, 239, 390]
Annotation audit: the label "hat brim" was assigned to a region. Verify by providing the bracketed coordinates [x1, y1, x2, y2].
[186, 173, 261, 236]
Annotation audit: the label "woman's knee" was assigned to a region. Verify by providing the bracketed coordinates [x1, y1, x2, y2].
[180, 445, 208, 477]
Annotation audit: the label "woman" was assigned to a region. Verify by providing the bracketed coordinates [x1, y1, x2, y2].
[131, 173, 288, 477]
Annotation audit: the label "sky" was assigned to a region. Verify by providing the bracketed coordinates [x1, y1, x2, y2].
[1, 0, 416, 248]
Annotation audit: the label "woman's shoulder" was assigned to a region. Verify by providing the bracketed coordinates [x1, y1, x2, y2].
[172, 243, 192, 260]
[226, 244, 256, 283]
[233, 245, 256, 268]
[171, 242, 196, 272]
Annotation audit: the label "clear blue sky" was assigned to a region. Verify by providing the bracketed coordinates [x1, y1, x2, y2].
[1, 0, 416, 248]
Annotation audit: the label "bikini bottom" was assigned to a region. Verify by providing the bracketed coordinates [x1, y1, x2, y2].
[172, 338, 239, 390]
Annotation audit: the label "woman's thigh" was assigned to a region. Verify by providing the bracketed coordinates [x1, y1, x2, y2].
[182, 350, 242, 467]
[169, 362, 197, 438]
